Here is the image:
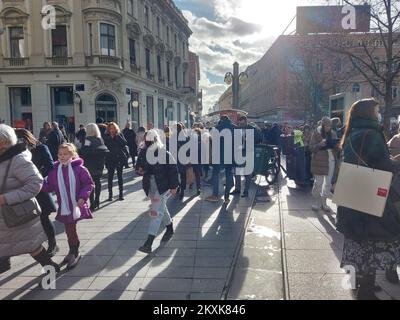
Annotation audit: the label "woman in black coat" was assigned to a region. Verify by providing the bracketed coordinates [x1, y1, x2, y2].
[104, 122, 128, 201]
[122, 121, 138, 168]
[337, 99, 400, 299]
[15, 129, 58, 256]
[135, 130, 179, 254]
[80, 123, 109, 211]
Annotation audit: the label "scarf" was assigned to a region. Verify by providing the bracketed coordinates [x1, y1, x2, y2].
[57, 162, 81, 220]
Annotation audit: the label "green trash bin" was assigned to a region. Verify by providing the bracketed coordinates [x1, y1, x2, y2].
[253, 144, 271, 176]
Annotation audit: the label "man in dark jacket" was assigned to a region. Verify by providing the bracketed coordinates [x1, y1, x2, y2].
[75, 125, 87, 147]
[122, 121, 138, 168]
[270, 123, 282, 147]
[206, 116, 237, 204]
[231, 116, 257, 198]
[47, 122, 65, 161]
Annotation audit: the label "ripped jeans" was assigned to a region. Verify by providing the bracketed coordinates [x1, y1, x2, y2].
[148, 176, 173, 236]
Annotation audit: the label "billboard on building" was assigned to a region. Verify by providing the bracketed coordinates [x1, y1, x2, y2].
[297, 5, 371, 34]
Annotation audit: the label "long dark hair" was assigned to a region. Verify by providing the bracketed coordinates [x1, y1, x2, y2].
[340, 99, 379, 149]
[15, 128, 39, 149]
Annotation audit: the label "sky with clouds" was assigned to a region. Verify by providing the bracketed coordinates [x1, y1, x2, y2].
[174, 0, 324, 113]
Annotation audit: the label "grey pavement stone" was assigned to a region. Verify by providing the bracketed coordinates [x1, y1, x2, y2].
[150, 256, 195, 268]
[228, 269, 284, 300]
[285, 233, 338, 250]
[140, 278, 193, 292]
[98, 264, 149, 278]
[155, 248, 197, 257]
[288, 273, 355, 300]
[52, 276, 96, 290]
[80, 290, 137, 300]
[146, 267, 194, 279]
[136, 291, 190, 300]
[190, 293, 222, 300]
[286, 249, 344, 274]
[20, 289, 85, 300]
[194, 268, 230, 279]
[236, 247, 282, 272]
[195, 248, 235, 257]
[195, 257, 233, 268]
[88, 276, 144, 291]
[192, 279, 226, 293]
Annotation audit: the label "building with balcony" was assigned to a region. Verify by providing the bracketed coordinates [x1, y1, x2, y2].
[0, 0, 193, 136]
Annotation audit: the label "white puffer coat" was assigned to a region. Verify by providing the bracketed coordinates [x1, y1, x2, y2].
[0, 144, 46, 257]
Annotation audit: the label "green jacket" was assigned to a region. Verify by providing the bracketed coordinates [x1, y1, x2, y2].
[336, 117, 400, 241]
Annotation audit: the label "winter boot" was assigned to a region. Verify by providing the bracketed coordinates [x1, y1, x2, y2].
[161, 223, 174, 243]
[46, 239, 59, 257]
[386, 269, 400, 284]
[0, 257, 11, 274]
[65, 243, 81, 270]
[312, 197, 321, 211]
[139, 235, 156, 254]
[321, 197, 331, 212]
[357, 274, 379, 300]
[33, 248, 60, 273]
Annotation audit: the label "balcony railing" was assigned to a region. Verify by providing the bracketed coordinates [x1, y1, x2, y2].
[85, 55, 123, 68]
[5, 57, 28, 67]
[147, 72, 155, 81]
[48, 56, 70, 66]
[130, 64, 141, 74]
[99, 55, 121, 66]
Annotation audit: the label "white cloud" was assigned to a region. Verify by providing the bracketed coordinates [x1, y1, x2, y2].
[182, 0, 324, 113]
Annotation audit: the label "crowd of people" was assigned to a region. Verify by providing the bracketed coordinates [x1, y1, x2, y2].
[1, 100, 400, 300]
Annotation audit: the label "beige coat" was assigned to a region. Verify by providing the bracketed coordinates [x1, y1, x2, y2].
[309, 127, 338, 176]
[0, 148, 46, 257]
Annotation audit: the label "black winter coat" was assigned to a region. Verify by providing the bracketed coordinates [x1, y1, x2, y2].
[104, 134, 128, 168]
[80, 137, 110, 176]
[336, 118, 400, 241]
[122, 128, 138, 157]
[47, 129, 65, 160]
[31, 144, 57, 215]
[136, 147, 180, 196]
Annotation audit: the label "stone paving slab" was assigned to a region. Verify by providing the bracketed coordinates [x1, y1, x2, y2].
[0, 165, 258, 300]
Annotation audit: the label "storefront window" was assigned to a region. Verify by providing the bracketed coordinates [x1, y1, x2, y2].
[146, 96, 154, 125]
[158, 99, 164, 129]
[9, 87, 32, 131]
[51, 87, 74, 127]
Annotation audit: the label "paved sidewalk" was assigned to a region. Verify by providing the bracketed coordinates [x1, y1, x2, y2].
[0, 167, 258, 300]
[228, 173, 400, 300]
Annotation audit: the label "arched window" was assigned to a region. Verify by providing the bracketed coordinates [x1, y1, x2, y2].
[95, 93, 117, 123]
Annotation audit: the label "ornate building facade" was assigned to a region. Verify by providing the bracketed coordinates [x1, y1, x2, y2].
[0, 0, 194, 135]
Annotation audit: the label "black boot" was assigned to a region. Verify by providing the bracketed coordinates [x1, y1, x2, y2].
[0, 257, 11, 274]
[385, 269, 400, 284]
[46, 239, 59, 257]
[357, 273, 379, 300]
[119, 192, 125, 201]
[64, 243, 81, 270]
[139, 235, 155, 254]
[161, 223, 174, 243]
[33, 248, 60, 273]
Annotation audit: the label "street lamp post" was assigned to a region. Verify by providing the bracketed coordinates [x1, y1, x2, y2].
[224, 62, 248, 109]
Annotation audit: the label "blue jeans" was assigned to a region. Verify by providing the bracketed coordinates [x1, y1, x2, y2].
[148, 176, 173, 236]
[212, 165, 234, 199]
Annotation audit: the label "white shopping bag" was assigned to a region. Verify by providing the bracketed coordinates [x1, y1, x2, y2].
[332, 162, 393, 218]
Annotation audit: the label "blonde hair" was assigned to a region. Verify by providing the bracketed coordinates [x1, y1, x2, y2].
[86, 123, 101, 138]
[58, 143, 78, 159]
[107, 122, 120, 134]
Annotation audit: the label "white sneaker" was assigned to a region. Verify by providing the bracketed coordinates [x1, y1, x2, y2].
[321, 197, 331, 212]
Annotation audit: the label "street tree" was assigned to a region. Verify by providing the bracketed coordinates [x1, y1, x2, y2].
[322, 0, 400, 136]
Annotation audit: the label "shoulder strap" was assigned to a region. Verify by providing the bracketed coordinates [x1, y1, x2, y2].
[1, 160, 13, 194]
[349, 130, 370, 167]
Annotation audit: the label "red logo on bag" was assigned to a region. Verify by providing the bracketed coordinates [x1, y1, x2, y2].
[377, 188, 388, 198]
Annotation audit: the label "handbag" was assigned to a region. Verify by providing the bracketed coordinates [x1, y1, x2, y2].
[332, 131, 393, 218]
[1, 160, 42, 228]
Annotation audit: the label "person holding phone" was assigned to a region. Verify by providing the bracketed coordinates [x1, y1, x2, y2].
[309, 117, 339, 212]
